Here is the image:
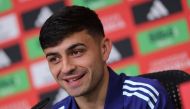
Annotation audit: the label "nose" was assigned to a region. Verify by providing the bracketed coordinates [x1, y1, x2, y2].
[60, 58, 76, 75]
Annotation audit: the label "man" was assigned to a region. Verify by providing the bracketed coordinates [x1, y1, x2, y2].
[39, 5, 173, 109]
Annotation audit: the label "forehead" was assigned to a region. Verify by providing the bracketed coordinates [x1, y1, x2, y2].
[44, 30, 98, 53]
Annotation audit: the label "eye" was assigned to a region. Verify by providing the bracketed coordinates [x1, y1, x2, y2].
[71, 49, 85, 57]
[47, 56, 60, 64]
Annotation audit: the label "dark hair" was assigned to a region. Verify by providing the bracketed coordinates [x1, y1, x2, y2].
[39, 5, 105, 49]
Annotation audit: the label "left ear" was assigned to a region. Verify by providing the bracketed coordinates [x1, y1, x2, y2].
[101, 38, 112, 62]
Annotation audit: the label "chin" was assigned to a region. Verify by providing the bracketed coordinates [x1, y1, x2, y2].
[68, 88, 89, 97]
[69, 91, 84, 97]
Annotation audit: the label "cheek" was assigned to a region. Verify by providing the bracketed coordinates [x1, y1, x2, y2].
[76, 55, 100, 69]
[48, 64, 60, 79]
[84, 55, 104, 75]
[74, 50, 104, 72]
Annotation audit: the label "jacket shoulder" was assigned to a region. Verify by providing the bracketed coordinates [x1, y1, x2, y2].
[120, 74, 171, 109]
[52, 96, 72, 109]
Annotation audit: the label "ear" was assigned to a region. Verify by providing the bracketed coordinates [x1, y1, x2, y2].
[101, 38, 112, 62]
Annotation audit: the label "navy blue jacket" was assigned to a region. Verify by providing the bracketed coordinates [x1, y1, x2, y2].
[52, 68, 174, 109]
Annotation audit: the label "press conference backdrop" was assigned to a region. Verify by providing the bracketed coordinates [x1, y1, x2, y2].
[0, 0, 190, 108]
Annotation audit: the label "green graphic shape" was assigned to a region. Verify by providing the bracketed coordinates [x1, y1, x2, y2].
[137, 19, 189, 55]
[0, 69, 30, 98]
[26, 36, 44, 60]
[188, 0, 190, 7]
[71, 0, 122, 10]
[0, 0, 12, 12]
[115, 64, 140, 76]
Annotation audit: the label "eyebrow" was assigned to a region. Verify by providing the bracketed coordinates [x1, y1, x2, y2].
[46, 52, 59, 58]
[67, 43, 86, 51]
[45, 43, 86, 58]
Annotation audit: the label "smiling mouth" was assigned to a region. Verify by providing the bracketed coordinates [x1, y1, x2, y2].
[63, 73, 86, 83]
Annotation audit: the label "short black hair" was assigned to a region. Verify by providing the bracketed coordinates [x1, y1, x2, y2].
[39, 5, 105, 49]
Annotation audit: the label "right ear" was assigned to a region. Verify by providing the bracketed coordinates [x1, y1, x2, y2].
[100, 38, 112, 62]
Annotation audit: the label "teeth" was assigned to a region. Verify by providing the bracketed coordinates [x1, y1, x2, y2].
[66, 74, 84, 83]
[69, 78, 78, 82]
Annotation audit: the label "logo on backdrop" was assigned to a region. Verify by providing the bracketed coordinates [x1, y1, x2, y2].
[108, 38, 134, 63]
[101, 13, 127, 34]
[21, 1, 64, 31]
[0, 44, 22, 69]
[137, 19, 189, 55]
[0, 50, 11, 69]
[132, 0, 182, 24]
[147, 0, 169, 21]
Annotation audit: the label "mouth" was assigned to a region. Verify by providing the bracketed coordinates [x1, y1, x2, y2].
[65, 73, 85, 82]
[62, 72, 86, 87]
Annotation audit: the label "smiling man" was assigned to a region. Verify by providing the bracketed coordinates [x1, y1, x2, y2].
[39, 5, 173, 109]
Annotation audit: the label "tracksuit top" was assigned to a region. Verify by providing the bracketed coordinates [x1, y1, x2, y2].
[52, 67, 174, 109]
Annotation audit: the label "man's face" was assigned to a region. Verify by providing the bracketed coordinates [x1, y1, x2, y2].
[44, 30, 111, 97]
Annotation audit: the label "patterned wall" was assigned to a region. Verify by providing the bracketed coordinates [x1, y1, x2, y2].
[0, 0, 190, 108]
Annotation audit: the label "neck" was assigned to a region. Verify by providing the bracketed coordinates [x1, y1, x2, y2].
[75, 67, 109, 109]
